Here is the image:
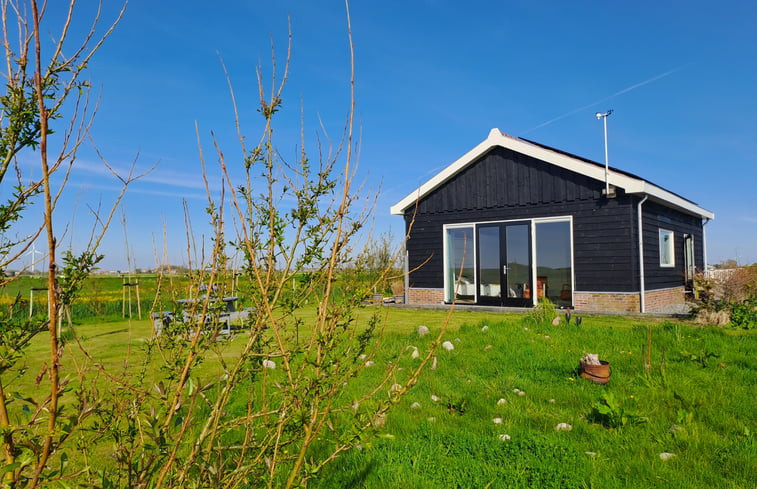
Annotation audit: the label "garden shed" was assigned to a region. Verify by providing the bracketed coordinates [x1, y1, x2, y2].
[391, 129, 714, 313]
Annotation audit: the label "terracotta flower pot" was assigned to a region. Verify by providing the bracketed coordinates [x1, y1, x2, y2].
[580, 360, 611, 384]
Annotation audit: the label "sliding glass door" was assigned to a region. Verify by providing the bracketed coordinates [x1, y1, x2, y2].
[476, 222, 532, 307]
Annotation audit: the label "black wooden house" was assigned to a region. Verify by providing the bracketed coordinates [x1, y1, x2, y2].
[391, 129, 714, 313]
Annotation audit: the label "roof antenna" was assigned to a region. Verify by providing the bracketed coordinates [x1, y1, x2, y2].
[595, 110, 615, 198]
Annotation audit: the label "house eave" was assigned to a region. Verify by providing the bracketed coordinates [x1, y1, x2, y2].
[390, 128, 714, 220]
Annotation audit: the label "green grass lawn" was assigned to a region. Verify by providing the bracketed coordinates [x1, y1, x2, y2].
[4, 307, 755, 488]
[312, 310, 756, 488]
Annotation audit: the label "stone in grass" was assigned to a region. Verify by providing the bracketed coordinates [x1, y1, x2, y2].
[261, 359, 276, 369]
[496, 398, 507, 406]
[364, 360, 375, 367]
[552, 316, 561, 326]
[484, 344, 493, 351]
[411, 402, 421, 409]
[431, 394, 440, 402]
[411, 348, 420, 359]
[659, 452, 676, 461]
[584, 451, 597, 458]
[372, 413, 387, 428]
[481, 325, 489, 332]
[417, 325, 429, 336]
[555, 422, 572, 431]
[498, 434, 511, 441]
[493, 418, 503, 424]
[442, 341, 454, 351]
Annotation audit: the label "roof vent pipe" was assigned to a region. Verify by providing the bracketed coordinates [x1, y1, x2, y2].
[596, 110, 615, 198]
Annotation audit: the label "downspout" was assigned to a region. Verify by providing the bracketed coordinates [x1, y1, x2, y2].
[702, 218, 710, 272]
[637, 195, 648, 313]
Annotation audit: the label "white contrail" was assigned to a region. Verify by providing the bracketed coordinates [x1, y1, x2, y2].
[519, 66, 685, 135]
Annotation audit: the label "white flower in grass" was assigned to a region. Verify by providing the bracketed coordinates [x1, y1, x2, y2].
[555, 423, 572, 431]
[498, 434, 511, 441]
[493, 418, 503, 424]
[497, 398, 507, 406]
[431, 394, 440, 402]
[484, 344, 493, 351]
[411, 348, 420, 359]
[431, 356, 438, 370]
[513, 388, 525, 396]
[262, 359, 276, 369]
[364, 360, 375, 367]
[549, 399, 556, 404]
[442, 341, 454, 351]
[481, 325, 489, 332]
[389, 383, 402, 393]
[410, 402, 421, 409]
[352, 401, 359, 411]
[359, 354, 367, 360]
[659, 452, 676, 461]
[524, 327, 529, 331]
[417, 325, 429, 336]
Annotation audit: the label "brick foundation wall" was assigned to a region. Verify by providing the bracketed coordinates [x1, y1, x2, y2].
[407, 288, 445, 305]
[644, 286, 685, 312]
[573, 291, 640, 313]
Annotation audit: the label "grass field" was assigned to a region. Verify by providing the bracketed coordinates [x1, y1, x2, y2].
[3, 305, 755, 488]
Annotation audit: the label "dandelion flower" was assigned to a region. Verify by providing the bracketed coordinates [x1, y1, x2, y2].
[417, 325, 429, 336]
[411, 348, 420, 359]
[262, 359, 276, 369]
[442, 341, 454, 351]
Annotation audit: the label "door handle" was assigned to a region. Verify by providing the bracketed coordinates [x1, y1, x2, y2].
[502, 265, 508, 274]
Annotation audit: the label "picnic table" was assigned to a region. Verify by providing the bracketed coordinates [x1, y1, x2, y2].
[152, 296, 253, 337]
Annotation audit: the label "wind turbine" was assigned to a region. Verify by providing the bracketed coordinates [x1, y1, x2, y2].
[27, 242, 43, 274]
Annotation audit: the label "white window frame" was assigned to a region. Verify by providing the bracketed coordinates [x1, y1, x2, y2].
[442, 216, 574, 306]
[443, 224, 477, 303]
[659, 229, 675, 267]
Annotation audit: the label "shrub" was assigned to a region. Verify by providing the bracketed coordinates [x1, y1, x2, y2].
[526, 297, 556, 326]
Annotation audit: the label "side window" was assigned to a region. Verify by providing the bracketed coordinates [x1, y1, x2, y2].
[659, 229, 674, 267]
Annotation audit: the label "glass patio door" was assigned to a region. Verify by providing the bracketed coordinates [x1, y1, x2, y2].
[476, 222, 532, 307]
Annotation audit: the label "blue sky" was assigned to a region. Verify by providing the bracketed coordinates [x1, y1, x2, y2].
[10, 0, 757, 270]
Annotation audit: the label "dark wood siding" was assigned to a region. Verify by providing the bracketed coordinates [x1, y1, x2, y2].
[404, 147, 640, 293]
[641, 200, 704, 290]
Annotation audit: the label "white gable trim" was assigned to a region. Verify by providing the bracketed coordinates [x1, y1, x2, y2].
[390, 128, 714, 220]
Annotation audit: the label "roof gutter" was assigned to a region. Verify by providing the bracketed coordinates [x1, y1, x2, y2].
[638, 194, 648, 313]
